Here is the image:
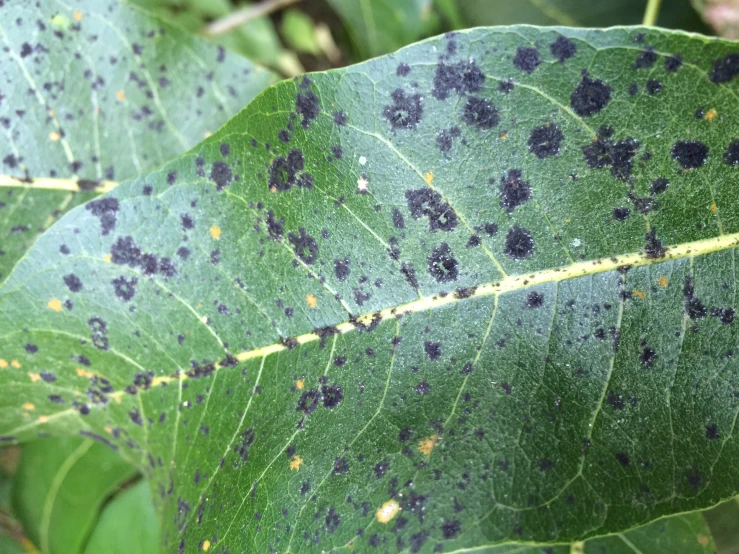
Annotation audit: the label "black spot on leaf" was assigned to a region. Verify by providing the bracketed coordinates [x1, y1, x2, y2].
[504, 225, 534, 260]
[296, 89, 319, 128]
[210, 161, 232, 190]
[706, 423, 720, 439]
[513, 46, 541, 73]
[334, 258, 350, 281]
[424, 341, 442, 360]
[651, 178, 669, 194]
[646, 79, 662, 95]
[709, 53, 739, 84]
[723, 141, 739, 165]
[528, 124, 564, 158]
[581, 126, 640, 181]
[498, 169, 531, 212]
[63, 274, 83, 292]
[333, 457, 349, 474]
[441, 520, 461, 539]
[549, 36, 576, 63]
[322, 384, 343, 408]
[644, 229, 666, 259]
[383, 89, 423, 130]
[431, 60, 485, 100]
[85, 198, 119, 235]
[288, 229, 318, 264]
[613, 207, 630, 221]
[405, 188, 457, 232]
[297, 389, 320, 414]
[665, 54, 683, 72]
[633, 47, 657, 69]
[112, 276, 137, 301]
[525, 291, 544, 309]
[672, 141, 709, 169]
[640, 345, 657, 367]
[269, 149, 306, 192]
[461, 96, 499, 130]
[570, 73, 612, 117]
[428, 243, 458, 282]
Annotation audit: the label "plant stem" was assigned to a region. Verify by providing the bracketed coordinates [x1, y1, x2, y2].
[204, 0, 302, 37]
[642, 0, 662, 26]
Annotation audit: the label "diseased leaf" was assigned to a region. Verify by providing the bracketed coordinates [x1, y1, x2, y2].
[3, 25, 739, 552]
[327, 0, 440, 59]
[12, 437, 135, 554]
[0, 0, 276, 283]
[83, 480, 158, 554]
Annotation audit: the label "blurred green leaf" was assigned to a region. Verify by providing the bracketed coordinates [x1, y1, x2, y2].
[326, 0, 440, 59]
[703, 497, 739, 554]
[281, 9, 321, 55]
[457, 0, 710, 32]
[12, 438, 136, 554]
[82, 481, 157, 554]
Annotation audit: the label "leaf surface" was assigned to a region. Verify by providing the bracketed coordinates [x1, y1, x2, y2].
[0, 0, 276, 282]
[3, 25, 739, 552]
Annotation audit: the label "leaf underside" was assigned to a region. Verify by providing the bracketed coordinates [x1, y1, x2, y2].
[3, 25, 739, 553]
[0, 0, 276, 283]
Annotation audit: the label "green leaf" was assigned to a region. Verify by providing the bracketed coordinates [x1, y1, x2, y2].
[458, 0, 710, 32]
[280, 9, 321, 56]
[83, 480, 158, 554]
[11, 438, 135, 554]
[0, 0, 276, 283]
[327, 0, 440, 59]
[4, 25, 739, 552]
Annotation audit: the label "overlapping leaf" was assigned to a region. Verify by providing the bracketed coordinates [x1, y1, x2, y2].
[0, 0, 276, 283]
[3, 25, 739, 553]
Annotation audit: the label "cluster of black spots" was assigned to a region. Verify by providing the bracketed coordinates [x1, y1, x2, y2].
[498, 169, 531, 212]
[504, 225, 535, 260]
[436, 126, 461, 154]
[671, 140, 709, 169]
[73, 355, 92, 366]
[608, 390, 625, 410]
[405, 188, 458, 232]
[296, 85, 320, 128]
[646, 79, 663, 95]
[414, 381, 431, 395]
[633, 47, 657, 69]
[287, 229, 318, 264]
[665, 54, 683, 72]
[85, 197, 119, 235]
[322, 384, 344, 408]
[709, 53, 739, 84]
[269, 149, 312, 191]
[582, 125, 641, 181]
[528, 124, 564, 158]
[63, 274, 83, 292]
[428, 243, 458, 282]
[392, 208, 405, 229]
[455, 286, 476, 298]
[261, 211, 283, 242]
[710, 307, 735, 325]
[353, 288, 371, 306]
[440, 519, 462, 540]
[233, 428, 255, 466]
[613, 207, 631, 221]
[333, 111, 347, 126]
[683, 276, 707, 320]
[334, 258, 350, 281]
[461, 96, 499, 130]
[615, 452, 631, 467]
[640, 344, 657, 367]
[431, 60, 485, 100]
[278, 130, 290, 143]
[397, 62, 411, 76]
[333, 457, 349, 474]
[330, 145, 343, 160]
[400, 262, 419, 289]
[424, 341, 442, 360]
[570, 72, 612, 117]
[110, 236, 177, 277]
[383, 89, 423, 131]
[513, 46, 541, 73]
[550, 35, 576, 63]
[374, 459, 390, 478]
[525, 291, 544, 309]
[644, 229, 666, 259]
[297, 389, 321, 414]
[186, 360, 216, 379]
[723, 140, 739, 165]
[112, 276, 137, 302]
[651, 177, 670, 195]
[88, 317, 109, 350]
[325, 507, 341, 533]
[209, 161, 232, 190]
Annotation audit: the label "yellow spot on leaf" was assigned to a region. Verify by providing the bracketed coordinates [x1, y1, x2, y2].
[23, 402, 35, 411]
[49, 132, 60, 141]
[419, 434, 440, 456]
[425, 171, 434, 184]
[38, 415, 48, 423]
[10, 360, 20, 368]
[657, 276, 669, 288]
[116, 90, 126, 102]
[104, 427, 113, 434]
[296, 379, 304, 390]
[306, 294, 317, 308]
[290, 455, 304, 471]
[632, 289, 647, 300]
[705, 108, 718, 121]
[210, 225, 221, 239]
[697, 535, 709, 546]
[202, 540, 211, 551]
[76, 368, 94, 378]
[376, 500, 401, 523]
[47, 298, 63, 312]
[710, 202, 718, 213]
[74, 11, 83, 21]
[28, 373, 41, 382]
[565, 218, 572, 224]
[500, 132, 508, 140]
[104, 254, 112, 263]
[0, 359, 7, 369]
[204, 131, 212, 138]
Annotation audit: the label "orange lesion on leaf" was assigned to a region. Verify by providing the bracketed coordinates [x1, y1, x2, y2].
[76, 368, 94, 378]
[697, 535, 710, 546]
[116, 90, 126, 102]
[28, 373, 41, 382]
[210, 225, 221, 239]
[499, 132, 508, 140]
[419, 434, 440, 455]
[47, 298, 63, 312]
[632, 289, 647, 300]
[10, 360, 20, 368]
[296, 379, 305, 390]
[705, 108, 718, 121]
[657, 276, 669, 288]
[424, 171, 434, 185]
[290, 455, 304, 471]
[710, 202, 718, 213]
[74, 11, 83, 21]
[376, 499, 401, 523]
[104, 426, 113, 434]
[306, 294, 317, 308]
[23, 402, 35, 411]
[38, 415, 48, 423]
